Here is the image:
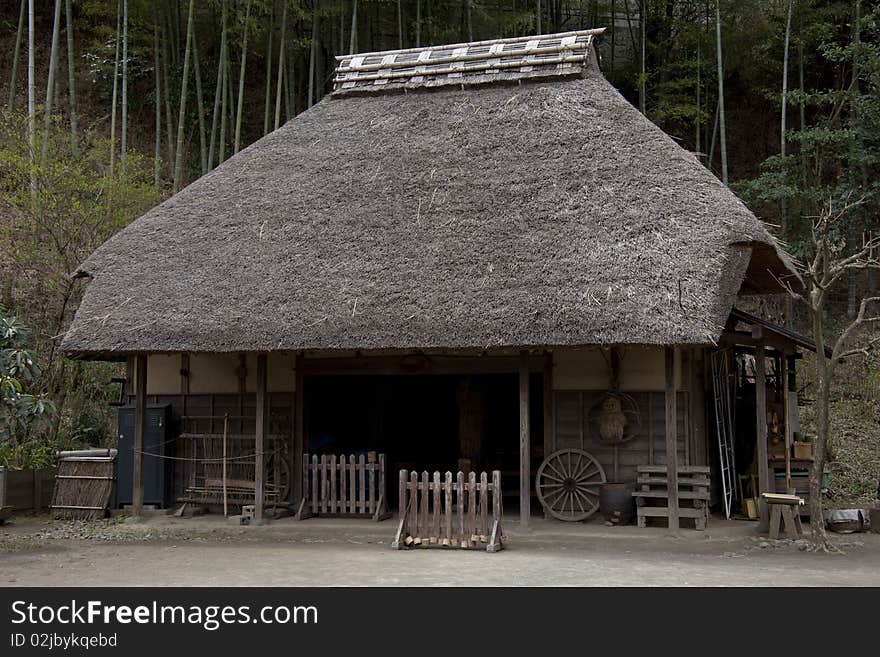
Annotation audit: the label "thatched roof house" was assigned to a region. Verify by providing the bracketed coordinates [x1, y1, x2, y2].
[63, 30, 802, 532]
[63, 29, 791, 358]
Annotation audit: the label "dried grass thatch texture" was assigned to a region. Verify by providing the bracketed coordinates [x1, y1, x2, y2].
[63, 42, 793, 357]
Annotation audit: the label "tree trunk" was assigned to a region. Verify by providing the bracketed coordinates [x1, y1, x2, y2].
[609, 0, 615, 74]
[27, 0, 35, 201]
[349, 0, 358, 54]
[695, 39, 701, 158]
[275, 1, 288, 130]
[41, 0, 62, 166]
[209, 0, 228, 170]
[154, 15, 162, 191]
[398, 0, 405, 48]
[109, 0, 121, 177]
[308, 0, 319, 108]
[263, 3, 274, 135]
[192, 22, 207, 175]
[714, 0, 728, 185]
[120, 0, 128, 174]
[173, 0, 195, 193]
[8, 0, 26, 111]
[234, 0, 252, 154]
[780, 0, 793, 233]
[536, 0, 541, 33]
[639, 0, 646, 114]
[161, 12, 176, 169]
[64, 0, 78, 152]
[809, 302, 830, 547]
[415, 0, 420, 47]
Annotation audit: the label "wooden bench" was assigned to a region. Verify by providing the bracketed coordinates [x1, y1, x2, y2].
[632, 465, 710, 530]
[762, 493, 804, 539]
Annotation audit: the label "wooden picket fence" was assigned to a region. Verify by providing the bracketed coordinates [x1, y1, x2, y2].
[295, 453, 391, 521]
[392, 470, 505, 553]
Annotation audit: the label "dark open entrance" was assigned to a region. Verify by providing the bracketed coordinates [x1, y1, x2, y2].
[304, 373, 543, 509]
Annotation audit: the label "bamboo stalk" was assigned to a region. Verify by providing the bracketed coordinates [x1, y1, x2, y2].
[8, 0, 26, 111]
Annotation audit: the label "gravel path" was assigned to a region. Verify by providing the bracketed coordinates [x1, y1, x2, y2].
[2, 515, 878, 586]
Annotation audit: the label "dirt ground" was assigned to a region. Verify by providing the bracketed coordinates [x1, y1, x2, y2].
[1, 513, 879, 586]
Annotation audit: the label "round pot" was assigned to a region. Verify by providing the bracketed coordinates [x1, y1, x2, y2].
[599, 482, 636, 525]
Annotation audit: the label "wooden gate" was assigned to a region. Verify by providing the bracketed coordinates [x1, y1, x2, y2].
[392, 470, 505, 553]
[295, 453, 391, 521]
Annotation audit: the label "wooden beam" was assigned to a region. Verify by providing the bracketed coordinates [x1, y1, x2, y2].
[755, 338, 770, 531]
[132, 354, 147, 517]
[664, 347, 679, 531]
[254, 353, 267, 523]
[542, 350, 553, 461]
[519, 350, 531, 529]
[297, 354, 545, 376]
[293, 354, 304, 508]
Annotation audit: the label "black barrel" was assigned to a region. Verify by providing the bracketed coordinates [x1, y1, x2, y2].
[599, 482, 636, 525]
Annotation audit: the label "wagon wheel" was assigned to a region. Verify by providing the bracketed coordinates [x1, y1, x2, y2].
[535, 448, 606, 521]
[265, 451, 291, 503]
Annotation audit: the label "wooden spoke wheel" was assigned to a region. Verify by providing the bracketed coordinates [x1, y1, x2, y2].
[535, 448, 606, 521]
[265, 451, 291, 502]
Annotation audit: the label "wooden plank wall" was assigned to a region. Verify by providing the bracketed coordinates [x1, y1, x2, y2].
[123, 393, 293, 502]
[554, 391, 691, 484]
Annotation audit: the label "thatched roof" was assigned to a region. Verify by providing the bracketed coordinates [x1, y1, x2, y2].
[63, 29, 795, 357]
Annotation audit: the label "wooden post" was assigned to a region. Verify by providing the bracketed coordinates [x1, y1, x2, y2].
[254, 353, 267, 523]
[180, 353, 190, 394]
[222, 413, 229, 517]
[519, 350, 530, 529]
[753, 332, 770, 530]
[782, 350, 792, 492]
[689, 348, 708, 466]
[293, 354, 304, 508]
[132, 354, 147, 517]
[664, 347, 679, 531]
[543, 350, 553, 462]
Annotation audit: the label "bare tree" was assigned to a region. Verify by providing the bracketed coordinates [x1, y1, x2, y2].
[781, 197, 880, 550]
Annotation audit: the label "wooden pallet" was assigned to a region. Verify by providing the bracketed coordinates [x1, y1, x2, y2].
[632, 465, 710, 530]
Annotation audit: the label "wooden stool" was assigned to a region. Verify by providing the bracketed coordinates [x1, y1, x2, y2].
[762, 493, 804, 539]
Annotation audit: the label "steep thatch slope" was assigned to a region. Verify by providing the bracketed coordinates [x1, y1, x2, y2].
[63, 44, 792, 356]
